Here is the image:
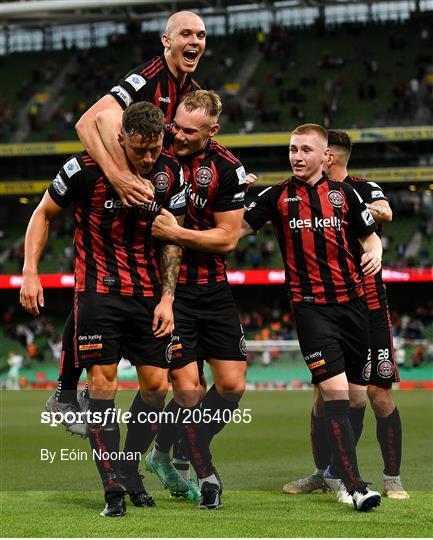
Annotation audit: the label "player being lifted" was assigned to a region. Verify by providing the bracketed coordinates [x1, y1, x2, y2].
[282, 129, 408, 501]
[241, 124, 383, 512]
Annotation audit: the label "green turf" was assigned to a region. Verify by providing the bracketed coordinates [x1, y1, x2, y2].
[1, 390, 432, 537]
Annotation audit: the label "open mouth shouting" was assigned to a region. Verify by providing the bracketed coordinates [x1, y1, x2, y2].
[183, 49, 199, 65]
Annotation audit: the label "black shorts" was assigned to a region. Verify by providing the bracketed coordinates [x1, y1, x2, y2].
[73, 292, 173, 369]
[292, 297, 370, 385]
[172, 282, 247, 366]
[367, 306, 400, 386]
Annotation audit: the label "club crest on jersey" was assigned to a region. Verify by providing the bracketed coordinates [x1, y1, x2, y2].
[154, 172, 170, 192]
[362, 360, 371, 381]
[377, 359, 394, 378]
[195, 166, 214, 188]
[327, 190, 344, 207]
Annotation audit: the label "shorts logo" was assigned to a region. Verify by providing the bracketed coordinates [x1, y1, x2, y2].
[166, 336, 182, 363]
[362, 360, 371, 381]
[239, 335, 247, 356]
[328, 190, 344, 207]
[377, 359, 394, 378]
[154, 172, 170, 192]
[79, 343, 103, 351]
[309, 359, 326, 370]
[125, 74, 146, 91]
[195, 166, 213, 188]
[52, 174, 68, 195]
[371, 190, 384, 199]
[63, 158, 81, 178]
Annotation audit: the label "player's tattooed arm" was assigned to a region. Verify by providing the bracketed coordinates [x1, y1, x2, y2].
[153, 241, 181, 338]
[365, 201, 393, 224]
[160, 242, 182, 299]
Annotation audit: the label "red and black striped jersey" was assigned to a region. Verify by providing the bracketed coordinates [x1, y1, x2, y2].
[344, 175, 389, 311]
[244, 174, 377, 304]
[48, 149, 185, 297]
[176, 139, 247, 285]
[109, 55, 200, 126]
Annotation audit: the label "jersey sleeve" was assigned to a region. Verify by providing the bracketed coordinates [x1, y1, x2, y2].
[243, 186, 276, 232]
[166, 163, 187, 217]
[108, 64, 157, 109]
[47, 155, 87, 208]
[343, 183, 378, 238]
[213, 161, 247, 212]
[354, 180, 388, 204]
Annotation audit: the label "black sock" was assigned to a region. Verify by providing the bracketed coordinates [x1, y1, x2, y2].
[376, 407, 402, 476]
[173, 437, 188, 461]
[122, 391, 161, 472]
[310, 410, 331, 471]
[177, 401, 215, 480]
[88, 398, 120, 489]
[56, 312, 82, 403]
[349, 405, 366, 446]
[154, 397, 178, 454]
[324, 400, 365, 493]
[202, 384, 239, 443]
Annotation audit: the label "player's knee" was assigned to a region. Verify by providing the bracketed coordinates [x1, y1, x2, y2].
[368, 385, 394, 417]
[140, 379, 169, 405]
[88, 373, 117, 398]
[216, 379, 246, 401]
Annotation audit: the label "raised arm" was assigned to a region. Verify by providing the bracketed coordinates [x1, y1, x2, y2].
[152, 208, 244, 254]
[20, 192, 64, 315]
[359, 232, 383, 277]
[76, 95, 153, 206]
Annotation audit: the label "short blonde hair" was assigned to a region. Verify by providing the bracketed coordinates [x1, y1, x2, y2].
[292, 123, 328, 144]
[182, 90, 222, 120]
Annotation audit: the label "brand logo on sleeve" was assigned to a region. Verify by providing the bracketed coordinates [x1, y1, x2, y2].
[125, 74, 146, 91]
[52, 174, 68, 195]
[110, 85, 132, 107]
[361, 209, 375, 226]
[63, 158, 81, 178]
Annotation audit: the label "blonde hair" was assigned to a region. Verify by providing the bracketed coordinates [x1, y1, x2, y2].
[182, 90, 222, 120]
[291, 123, 328, 144]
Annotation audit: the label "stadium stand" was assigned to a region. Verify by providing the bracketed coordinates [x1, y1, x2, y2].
[1, 16, 432, 141]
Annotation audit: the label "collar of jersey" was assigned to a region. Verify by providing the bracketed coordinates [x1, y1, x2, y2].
[180, 139, 211, 161]
[292, 172, 328, 189]
[161, 54, 192, 90]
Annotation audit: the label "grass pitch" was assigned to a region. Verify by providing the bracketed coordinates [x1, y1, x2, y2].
[1, 389, 432, 537]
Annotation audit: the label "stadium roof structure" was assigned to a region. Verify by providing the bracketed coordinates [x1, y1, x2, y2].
[1, 0, 424, 26]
